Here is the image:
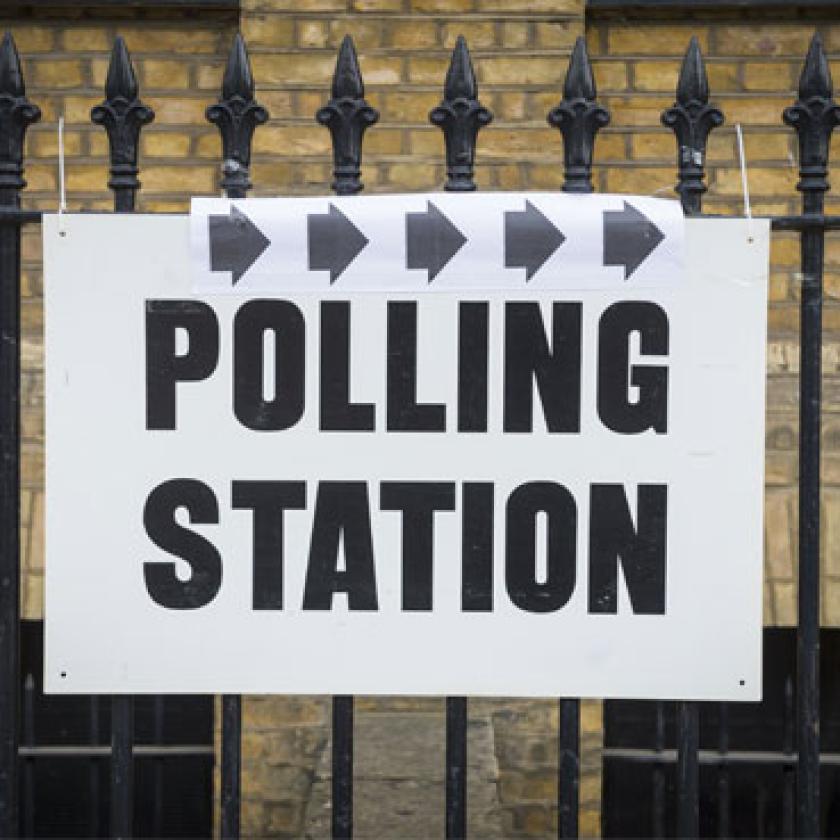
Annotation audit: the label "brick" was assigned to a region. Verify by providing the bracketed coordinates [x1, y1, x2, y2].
[153, 97, 211, 125]
[407, 128, 440, 155]
[389, 20, 438, 49]
[478, 0, 579, 11]
[715, 25, 812, 58]
[601, 95, 670, 128]
[608, 26, 709, 57]
[364, 127, 403, 154]
[8, 26, 55, 53]
[142, 59, 191, 89]
[605, 166, 674, 195]
[352, 0, 403, 10]
[253, 125, 330, 155]
[140, 165, 216, 193]
[442, 22, 496, 50]
[630, 132, 673, 161]
[31, 59, 85, 89]
[480, 57, 563, 86]
[706, 61, 741, 92]
[765, 490, 795, 580]
[252, 53, 347, 85]
[410, 0, 472, 11]
[534, 20, 578, 50]
[246, 0, 345, 9]
[773, 580, 797, 626]
[407, 56, 448, 84]
[714, 166, 797, 197]
[28, 130, 83, 158]
[743, 131, 791, 162]
[591, 60, 627, 92]
[250, 162, 294, 189]
[65, 164, 110, 192]
[823, 580, 840, 626]
[25, 165, 57, 192]
[500, 21, 529, 49]
[494, 91, 527, 120]
[142, 132, 192, 158]
[242, 14, 295, 48]
[381, 91, 439, 122]
[117, 27, 220, 54]
[481, 127, 559, 157]
[771, 235, 800, 268]
[21, 444, 43, 488]
[195, 62, 225, 90]
[91, 58, 109, 89]
[327, 20, 382, 50]
[296, 19, 329, 48]
[29, 494, 44, 573]
[633, 60, 679, 93]
[62, 95, 105, 122]
[385, 161, 437, 189]
[21, 571, 43, 620]
[743, 61, 795, 92]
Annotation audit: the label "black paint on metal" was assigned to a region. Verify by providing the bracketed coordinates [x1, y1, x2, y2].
[661, 37, 723, 214]
[716, 703, 730, 839]
[316, 35, 379, 196]
[430, 36, 492, 192]
[653, 701, 665, 839]
[446, 696, 467, 839]
[0, 30, 38, 839]
[221, 695, 241, 839]
[558, 698, 580, 838]
[90, 37, 154, 214]
[332, 695, 353, 839]
[676, 702, 699, 838]
[207, 34, 268, 199]
[547, 36, 610, 194]
[110, 696, 134, 838]
[784, 32, 840, 839]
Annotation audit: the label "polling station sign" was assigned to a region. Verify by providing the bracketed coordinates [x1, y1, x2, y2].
[44, 195, 767, 699]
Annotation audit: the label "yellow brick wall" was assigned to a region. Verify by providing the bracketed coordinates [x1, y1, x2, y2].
[585, 12, 840, 628]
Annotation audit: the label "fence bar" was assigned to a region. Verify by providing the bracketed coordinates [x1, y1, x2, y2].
[716, 703, 730, 839]
[428, 39, 491, 840]
[558, 699, 579, 838]
[22, 674, 34, 839]
[676, 702, 699, 837]
[92, 36, 154, 839]
[221, 695, 241, 839]
[445, 697, 467, 839]
[784, 33, 840, 838]
[652, 702, 665, 838]
[783, 676, 795, 838]
[0, 31, 39, 839]
[207, 34, 269, 839]
[332, 695, 354, 839]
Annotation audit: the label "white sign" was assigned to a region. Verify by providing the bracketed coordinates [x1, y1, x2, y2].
[44, 203, 767, 700]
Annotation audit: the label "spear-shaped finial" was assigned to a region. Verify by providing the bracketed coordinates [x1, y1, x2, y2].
[316, 35, 379, 196]
[784, 32, 840, 207]
[0, 32, 41, 195]
[91, 37, 154, 212]
[661, 37, 723, 215]
[207, 33, 268, 198]
[547, 36, 609, 193]
[429, 36, 492, 192]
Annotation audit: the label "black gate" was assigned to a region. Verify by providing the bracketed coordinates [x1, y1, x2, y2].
[0, 25, 836, 839]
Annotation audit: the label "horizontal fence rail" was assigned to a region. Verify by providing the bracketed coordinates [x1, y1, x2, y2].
[0, 22, 835, 840]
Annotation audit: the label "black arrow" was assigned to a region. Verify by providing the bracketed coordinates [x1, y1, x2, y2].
[504, 200, 566, 281]
[308, 204, 369, 283]
[208, 204, 270, 285]
[406, 201, 467, 282]
[603, 201, 665, 280]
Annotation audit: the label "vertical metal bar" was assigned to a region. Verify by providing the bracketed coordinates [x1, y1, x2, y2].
[332, 695, 353, 839]
[717, 703, 730, 839]
[92, 38, 154, 840]
[652, 701, 666, 839]
[152, 696, 164, 838]
[676, 702, 699, 838]
[22, 674, 34, 839]
[110, 696, 134, 839]
[783, 34, 840, 839]
[662, 41, 722, 839]
[220, 695, 241, 840]
[0, 31, 39, 840]
[207, 35, 268, 840]
[90, 696, 101, 838]
[558, 699, 580, 839]
[429, 41, 491, 840]
[445, 697, 467, 840]
[783, 675, 796, 838]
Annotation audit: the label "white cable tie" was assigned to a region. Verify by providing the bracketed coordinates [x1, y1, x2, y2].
[57, 115, 67, 236]
[735, 123, 755, 242]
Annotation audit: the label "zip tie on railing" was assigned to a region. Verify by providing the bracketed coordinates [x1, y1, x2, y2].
[57, 115, 67, 236]
[735, 122, 754, 242]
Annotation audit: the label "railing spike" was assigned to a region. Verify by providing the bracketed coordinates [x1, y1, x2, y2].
[0, 31, 40, 195]
[662, 38, 722, 215]
[784, 31, 840, 204]
[91, 37, 154, 212]
[798, 32, 833, 102]
[316, 35, 379, 196]
[547, 36, 609, 193]
[207, 33, 268, 199]
[430, 35, 492, 192]
[333, 34, 365, 102]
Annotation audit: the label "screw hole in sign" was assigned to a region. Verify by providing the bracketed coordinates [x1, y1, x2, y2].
[60, 671, 66, 679]
[739, 679, 745, 686]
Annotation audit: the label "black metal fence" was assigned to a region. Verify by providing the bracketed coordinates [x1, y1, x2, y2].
[0, 22, 835, 839]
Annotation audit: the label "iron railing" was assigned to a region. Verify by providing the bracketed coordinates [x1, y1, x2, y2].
[0, 23, 835, 840]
